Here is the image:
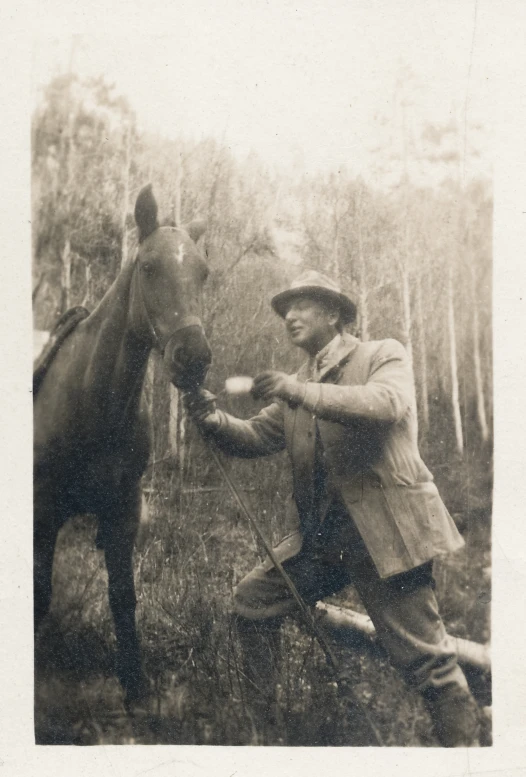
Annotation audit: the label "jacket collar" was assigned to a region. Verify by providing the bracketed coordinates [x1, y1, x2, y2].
[297, 333, 359, 383]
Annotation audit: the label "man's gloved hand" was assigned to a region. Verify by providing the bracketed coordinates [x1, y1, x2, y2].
[183, 388, 221, 432]
[252, 371, 305, 407]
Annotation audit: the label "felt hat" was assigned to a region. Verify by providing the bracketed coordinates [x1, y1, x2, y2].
[271, 270, 356, 324]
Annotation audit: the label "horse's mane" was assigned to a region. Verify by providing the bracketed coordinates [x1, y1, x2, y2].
[33, 306, 91, 400]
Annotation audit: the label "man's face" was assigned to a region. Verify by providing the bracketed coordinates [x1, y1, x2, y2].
[284, 297, 339, 355]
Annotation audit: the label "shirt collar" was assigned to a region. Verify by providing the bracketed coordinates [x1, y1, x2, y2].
[308, 334, 342, 380]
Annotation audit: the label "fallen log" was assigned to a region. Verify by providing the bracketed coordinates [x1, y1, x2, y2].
[315, 602, 491, 706]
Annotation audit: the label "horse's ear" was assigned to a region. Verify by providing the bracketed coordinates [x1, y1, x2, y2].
[135, 184, 159, 242]
[184, 219, 207, 244]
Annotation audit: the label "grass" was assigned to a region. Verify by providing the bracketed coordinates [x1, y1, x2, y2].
[34, 439, 492, 746]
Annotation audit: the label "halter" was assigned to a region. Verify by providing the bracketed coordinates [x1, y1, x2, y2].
[131, 252, 203, 356]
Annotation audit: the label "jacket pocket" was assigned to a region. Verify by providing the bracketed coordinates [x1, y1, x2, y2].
[338, 477, 415, 576]
[338, 473, 384, 503]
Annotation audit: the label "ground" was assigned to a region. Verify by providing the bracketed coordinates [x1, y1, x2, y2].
[34, 461, 492, 746]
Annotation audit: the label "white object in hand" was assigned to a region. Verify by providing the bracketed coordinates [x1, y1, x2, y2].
[225, 376, 254, 396]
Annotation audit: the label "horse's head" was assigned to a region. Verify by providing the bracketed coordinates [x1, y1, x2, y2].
[131, 184, 212, 391]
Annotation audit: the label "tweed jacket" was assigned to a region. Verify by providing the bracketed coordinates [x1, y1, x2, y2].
[212, 333, 464, 578]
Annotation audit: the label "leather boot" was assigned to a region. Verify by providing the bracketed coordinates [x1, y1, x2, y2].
[423, 684, 481, 747]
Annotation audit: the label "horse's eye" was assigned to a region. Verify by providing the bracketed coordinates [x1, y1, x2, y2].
[142, 262, 155, 276]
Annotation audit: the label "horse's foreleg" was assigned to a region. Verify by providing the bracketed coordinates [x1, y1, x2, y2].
[103, 511, 147, 704]
[34, 514, 59, 632]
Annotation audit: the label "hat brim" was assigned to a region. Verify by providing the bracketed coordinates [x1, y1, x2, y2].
[271, 286, 356, 325]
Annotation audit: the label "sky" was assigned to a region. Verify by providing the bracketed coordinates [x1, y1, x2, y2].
[31, 0, 495, 182]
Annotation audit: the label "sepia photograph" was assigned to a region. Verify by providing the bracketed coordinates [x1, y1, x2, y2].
[28, 1, 497, 753]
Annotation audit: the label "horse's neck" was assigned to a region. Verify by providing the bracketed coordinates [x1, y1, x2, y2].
[83, 262, 151, 419]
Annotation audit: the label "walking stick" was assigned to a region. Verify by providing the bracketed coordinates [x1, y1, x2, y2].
[199, 432, 384, 746]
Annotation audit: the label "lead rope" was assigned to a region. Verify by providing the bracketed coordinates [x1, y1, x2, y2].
[198, 431, 383, 746]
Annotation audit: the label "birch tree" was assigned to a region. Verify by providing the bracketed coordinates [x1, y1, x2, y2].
[120, 121, 132, 268]
[464, 190, 490, 443]
[446, 261, 464, 455]
[351, 182, 370, 341]
[414, 267, 429, 435]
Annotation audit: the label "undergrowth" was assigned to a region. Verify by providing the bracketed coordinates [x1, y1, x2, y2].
[35, 441, 492, 746]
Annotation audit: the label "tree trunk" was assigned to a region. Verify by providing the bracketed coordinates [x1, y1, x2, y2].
[120, 123, 131, 269]
[358, 285, 369, 342]
[176, 390, 186, 487]
[58, 71, 76, 316]
[169, 164, 185, 485]
[356, 219, 369, 341]
[168, 385, 179, 454]
[415, 269, 429, 435]
[60, 238, 71, 313]
[168, 386, 188, 483]
[401, 265, 413, 370]
[400, 202, 413, 370]
[152, 352, 171, 463]
[332, 226, 340, 282]
[81, 261, 92, 308]
[174, 165, 182, 227]
[470, 264, 489, 442]
[447, 264, 464, 455]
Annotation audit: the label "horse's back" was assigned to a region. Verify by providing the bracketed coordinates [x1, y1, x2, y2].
[33, 308, 90, 398]
[33, 323, 90, 460]
[34, 316, 151, 517]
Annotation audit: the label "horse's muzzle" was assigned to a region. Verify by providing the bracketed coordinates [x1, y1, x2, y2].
[164, 325, 212, 391]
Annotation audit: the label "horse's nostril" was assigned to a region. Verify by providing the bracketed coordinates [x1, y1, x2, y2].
[170, 344, 184, 365]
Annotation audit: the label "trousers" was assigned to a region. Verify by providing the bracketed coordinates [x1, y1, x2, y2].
[232, 505, 480, 745]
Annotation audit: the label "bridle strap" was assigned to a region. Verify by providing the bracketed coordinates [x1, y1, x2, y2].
[132, 256, 203, 354]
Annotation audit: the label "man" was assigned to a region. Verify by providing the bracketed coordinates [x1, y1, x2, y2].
[184, 270, 480, 747]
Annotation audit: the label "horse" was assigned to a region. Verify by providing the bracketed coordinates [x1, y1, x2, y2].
[33, 184, 212, 704]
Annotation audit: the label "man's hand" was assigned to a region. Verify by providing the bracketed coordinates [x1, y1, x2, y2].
[252, 371, 305, 407]
[183, 388, 221, 432]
